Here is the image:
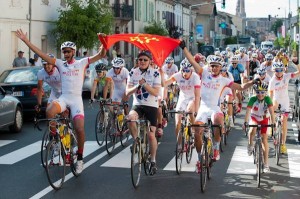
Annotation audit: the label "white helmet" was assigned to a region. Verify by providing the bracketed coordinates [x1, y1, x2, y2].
[257, 67, 266, 75]
[239, 47, 246, 53]
[111, 57, 125, 68]
[265, 53, 273, 61]
[272, 62, 284, 71]
[60, 41, 76, 51]
[252, 53, 258, 58]
[180, 58, 192, 70]
[221, 62, 228, 71]
[214, 51, 221, 56]
[231, 55, 239, 63]
[165, 57, 174, 63]
[206, 55, 223, 65]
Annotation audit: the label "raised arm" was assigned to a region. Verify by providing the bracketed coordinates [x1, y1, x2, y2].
[180, 40, 202, 74]
[89, 34, 107, 64]
[16, 29, 55, 65]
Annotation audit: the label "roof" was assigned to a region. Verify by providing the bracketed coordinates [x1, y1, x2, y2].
[182, 0, 215, 15]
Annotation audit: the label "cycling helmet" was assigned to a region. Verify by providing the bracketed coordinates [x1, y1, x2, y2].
[138, 50, 152, 59]
[231, 55, 239, 63]
[226, 47, 231, 51]
[95, 62, 107, 72]
[111, 57, 125, 68]
[41, 53, 55, 65]
[272, 62, 284, 70]
[165, 57, 174, 63]
[206, 55, 223, 65]
[257, 68, 266, 75]
[214, 51, 221, 56]
[253, 82, 268, 91]
[265, 53, 273, 61]
[239, 47, 246, 53]
[247, 51, 252, 56]
[220, 51, 227, 57]
[221, 62, 228, 71]
[180, 58, 192, 70]
[60, 41, 76, 51]
[252, 53, 258, 58]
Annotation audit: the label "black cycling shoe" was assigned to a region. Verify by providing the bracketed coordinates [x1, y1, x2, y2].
[149, 162, 157, 176]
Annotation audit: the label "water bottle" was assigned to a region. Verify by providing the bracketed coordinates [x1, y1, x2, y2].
[65, 128, 71, 149]
[117, 109, 124, 123]
[59, 124, 66, 146]
[104, 111, 109, 127]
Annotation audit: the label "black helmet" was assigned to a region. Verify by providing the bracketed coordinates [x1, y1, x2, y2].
[95, 63, 107, 72]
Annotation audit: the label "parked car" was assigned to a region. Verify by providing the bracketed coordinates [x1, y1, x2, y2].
[0, 66, 51, 117]
[0, 86, 23, 132]
[198, 45, 215, 57]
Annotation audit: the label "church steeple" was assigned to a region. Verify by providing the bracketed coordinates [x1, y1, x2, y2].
[236, 0, 246, 18]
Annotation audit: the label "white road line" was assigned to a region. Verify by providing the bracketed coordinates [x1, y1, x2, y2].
[163, 148, 198, 172]
[29, 141, 122, 199]
[0, 140, 16, 147]
[287, 148, 300, 178]
[0, 141, 41, 164]
[226, 146, 256, 175]
[292, 123, 297, 127]
[101, 145, 131, 168]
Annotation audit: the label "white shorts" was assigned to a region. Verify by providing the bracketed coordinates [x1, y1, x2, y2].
[220, 87, 233, 104]
[112, 88, 126, 103]
[48, 91, 61, 104]
[54, 94, 84, 119]
[175, 96, 194, 112]
[274, 98, 290, 112]
[195, 104, 223, 124]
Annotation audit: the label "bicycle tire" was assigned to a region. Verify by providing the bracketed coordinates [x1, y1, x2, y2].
[105, 113, 117, 155]
[276, 126, 282, 165]
[95, 110, 105, 146]
[186, 130, 193, 164]
[256, 141, 262, 188]
[131, 138, 141, 188]
[220, 132, 224, 153]
[200, 143, 208, 193]
[70, 131, 80, 177]
[120, 122, 129, 147]
[45, 139, 66, 190]
[41, 128, 51, 168]
[175, 131, 184, 175]
[143, 130, 151, 176]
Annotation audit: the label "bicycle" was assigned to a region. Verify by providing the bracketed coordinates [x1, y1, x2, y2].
[166, 83, 179, 118]
[128, 118, 152, 188]
[169, 110, 194, 175]
[273, 104, 289, 165]
[35, 115, 80, 190]
[191, 117, 221, 193]
[245, 123, 273, 188]
[220, 100, 232, 152]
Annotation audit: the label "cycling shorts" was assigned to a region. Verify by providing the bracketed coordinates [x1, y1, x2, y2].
[250, 117, 269, 134]
[175, 96, 194, 112]
[53, 94, 84, 119]
[132, 105, 158, 127]
[195, 104, 223, 124]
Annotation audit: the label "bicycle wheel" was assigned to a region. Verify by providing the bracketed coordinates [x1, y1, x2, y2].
[41, 128, 51, 168]
[105, 113, 117, 155]
[175, 131, 184, 174]
[95, 110, 105, 146]
[220, 132, 224, 153]
[45, 139, 66, 190]
[255, 142, 263, 188]
[186, 130, 193, 164]
[200, 144, 208, 193]
[131, 138, 141, 188]
[120, 121, 129, 147]
[70, 132, 80, 177]
[143, 132, 151, 176]
[275, 126, 282, 165]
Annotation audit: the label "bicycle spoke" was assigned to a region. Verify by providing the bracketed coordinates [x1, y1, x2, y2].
[41, 128, 51, 168]
[131, 139, 141, 188]
[95, 111, 105, 146]
[175, 131, 183, 174]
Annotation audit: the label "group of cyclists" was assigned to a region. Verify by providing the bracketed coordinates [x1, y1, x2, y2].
[16, 28, 299, 179]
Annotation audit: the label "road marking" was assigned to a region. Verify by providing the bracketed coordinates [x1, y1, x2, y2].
[0, 141, 41, 164]
[226, 146, 256, 174]
[0, 140, 16, 147]
[287, 148, 300, 178]
[292, 123, 297, 127]
[163, 148, 198, 172]
[30, 141, 122, 199]
[101, 145, 131, 168]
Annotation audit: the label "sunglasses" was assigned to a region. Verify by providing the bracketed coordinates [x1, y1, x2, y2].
[113, 67, 121, 70]
[62, 50, 72, 54]
[258, 73, 266, 76]
[232, 63, 237, 65]
[97, 71, 103, 73]
[256, 91, 266, 95]
[266, 58, 272, 61]
[275, 68, 284, 72]
[210, 65, 220, 68]
[138, 58, 149, 62]
[182, 69, 191, 73]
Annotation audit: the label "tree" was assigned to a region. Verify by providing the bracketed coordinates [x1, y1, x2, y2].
[51, 0, 113, 51]
[144, 21, 169, 36]
[224, 36, 238, 45]
[270, 19, 283, 34]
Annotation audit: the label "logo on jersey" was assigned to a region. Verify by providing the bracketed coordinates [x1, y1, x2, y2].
[153, 71, 160, 78]
[136, 87, 149, 101]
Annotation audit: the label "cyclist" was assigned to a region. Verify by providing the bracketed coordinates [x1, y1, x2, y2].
[164, 58, 200, 143]
[180, 40, 255, 170]
[16, 29, 107, 174]
[220, 62, 235, 127]
[226, 47, 234, 59]
[253, 68, 271, 84]
[104, 57, 129, 114]
[90, 62, 110, 100]
[126, 50, 161, 175]
[249, 53, 260, 79]
[228, 55, 245, 113]
[268, 62, 300, 154]
[244, 82, 275, 173]
[260, 53, 274, 77]
[36, 53, 61, 112]
[237, 47, 250, 79]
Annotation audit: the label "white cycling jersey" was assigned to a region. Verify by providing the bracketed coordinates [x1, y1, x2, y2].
[238, 54, 249, 76]
[37, 67, 61, 103]
[260, 61, 275, 77]
[171, 72, 201, 99]
[128, 67, 161, 108]
[253, 73, 271, 84]
[162, 64, 178, 79]
[106, 67, 129, 102]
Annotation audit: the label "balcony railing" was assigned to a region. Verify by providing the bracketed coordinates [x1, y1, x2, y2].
[112, 3, 133, 20]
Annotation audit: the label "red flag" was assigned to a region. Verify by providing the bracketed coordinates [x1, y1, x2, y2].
[98, 33, 180, 67]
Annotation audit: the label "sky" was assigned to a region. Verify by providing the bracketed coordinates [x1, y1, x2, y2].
[216, 0, 299, 18]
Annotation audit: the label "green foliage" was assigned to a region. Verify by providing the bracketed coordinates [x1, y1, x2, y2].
[144, 21, 169, 36]
[51, 0, 113, 51]
[224, 36, 238, 45]
[274, 34, 291, 49]
[270, 19, 283, 34]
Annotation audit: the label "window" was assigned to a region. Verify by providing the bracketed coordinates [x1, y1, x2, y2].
[41, 35, 47, 53]
[135, 0, 141, 21]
